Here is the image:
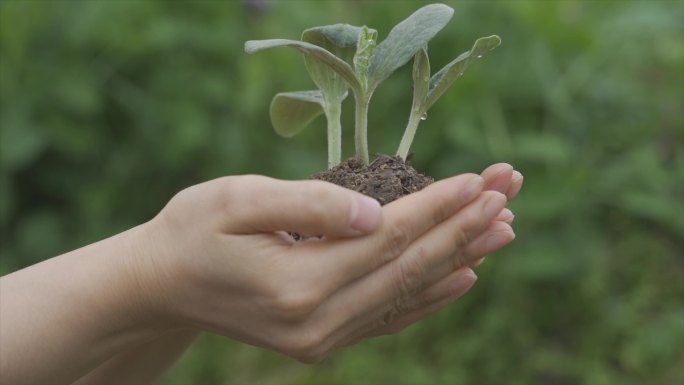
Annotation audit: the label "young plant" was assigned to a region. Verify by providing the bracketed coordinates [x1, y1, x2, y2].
[245, 3, 500, 166]
[268, 24, 363, 168]
[396, 35, 501, 159]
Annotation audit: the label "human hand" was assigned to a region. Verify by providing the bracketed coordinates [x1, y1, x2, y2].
[342, 163, 523, 343]
[129, 167, 522, 362]
[470, 163, 524, 267]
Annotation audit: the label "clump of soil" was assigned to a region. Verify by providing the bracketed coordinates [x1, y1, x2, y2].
[310, 154, 434, 206]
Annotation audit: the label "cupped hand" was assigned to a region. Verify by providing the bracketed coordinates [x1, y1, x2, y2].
[133, 167, 522, 362]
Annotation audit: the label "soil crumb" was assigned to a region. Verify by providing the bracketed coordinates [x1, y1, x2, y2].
[310, 154, 434, 206]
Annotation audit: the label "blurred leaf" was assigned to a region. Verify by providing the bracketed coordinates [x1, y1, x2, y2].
[513, 132, 572, 165]
[269, 91, 326, 138]
[617, 192, 684, 236]
[0, 112, 47, 171]
[0, 173, 13, 226]
[508, 238, 577, 280]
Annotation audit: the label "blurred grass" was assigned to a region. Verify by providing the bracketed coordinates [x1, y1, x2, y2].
[1, 0, 683, 384]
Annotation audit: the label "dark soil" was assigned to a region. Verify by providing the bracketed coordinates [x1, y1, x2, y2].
[310, 154, 434, 206]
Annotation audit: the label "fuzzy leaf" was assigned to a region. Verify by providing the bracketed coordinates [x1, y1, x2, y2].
[426, 35, 501, 109]
[368, 3, 453, 90]
[412, 47, 430, 112]
[353, 26, 378, 90]
[303, 24, 362, 50]
[245, 39, 362, 94]
[302, 24, 364, 101]
[269, 91, 325, 138]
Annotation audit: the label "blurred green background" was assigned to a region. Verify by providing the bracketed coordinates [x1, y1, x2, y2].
[1, 0, 683, 384]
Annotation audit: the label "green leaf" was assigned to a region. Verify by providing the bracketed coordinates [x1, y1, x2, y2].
[426, 35, 501, 109]
[245, 39, 362, 94]
[302, 24, 363, 51]
[412, 47, 430, 112]
[302, 24, 365, 102]
[368, 3, 453, 90]
[353, 26, 378, 90]
[269, 91, 326, 138]
[396, 47, 431, 160]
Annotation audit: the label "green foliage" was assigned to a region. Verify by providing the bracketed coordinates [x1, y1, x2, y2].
[1, 1, 683, 384]
[426, 35, 501, 110]
[269, 91, 327, 138]
[397, 35, 501, 159]
[247, 3, 476, 165]
[366, 4, 453, 90]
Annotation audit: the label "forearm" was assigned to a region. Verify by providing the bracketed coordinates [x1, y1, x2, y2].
[0, 224, 172, 384]
[73, 329, 199, 385]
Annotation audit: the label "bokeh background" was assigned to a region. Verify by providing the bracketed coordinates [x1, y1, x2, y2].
[1, 0, 683, 384]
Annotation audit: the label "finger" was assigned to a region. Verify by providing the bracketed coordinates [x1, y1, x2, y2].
[471, 257, 486, 267]
[411, 220, 514, 283]
[311, 191, 506, 348]
[507, 171, 524, 201]
[495, 208, 514, 224]
[481, 163, 513, 194]
[364, 288, 469, 339]
[392, 191, 507, 287]
[380, 198, 508, 303]
[460, 221, 515, 261]
[292, 173, 484, 297]
[339, 268, 477, 346]
[463, 221, 514, 269]
[384, 267, 477, 324]
[220, 175, 382, 237]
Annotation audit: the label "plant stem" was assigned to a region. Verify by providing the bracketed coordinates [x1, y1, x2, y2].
[324, 101, 342, 168]
[354, 94, 370, 165]
[396, 108, 423, 160]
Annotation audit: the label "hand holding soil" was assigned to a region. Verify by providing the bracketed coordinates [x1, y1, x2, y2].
[0, 164, 521, 384]
[136, 164, 522, 363]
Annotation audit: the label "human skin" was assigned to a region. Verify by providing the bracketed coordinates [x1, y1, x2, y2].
[0, 164, 522, 385]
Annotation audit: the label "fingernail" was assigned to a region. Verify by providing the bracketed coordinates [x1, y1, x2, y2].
[461, 175, 484, 202]
[486, 230, 515, 251]
[484, 192, 507, 218]
[512, 170, 523, 183]
[450, 269, 478, 296]
[472, 257, 486, 268]
[501, 208, 515, 222]
[350, 194, 382, 233]
[488, 165, 514, 193]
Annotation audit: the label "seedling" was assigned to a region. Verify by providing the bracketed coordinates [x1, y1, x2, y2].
[245, 3, 500, 169]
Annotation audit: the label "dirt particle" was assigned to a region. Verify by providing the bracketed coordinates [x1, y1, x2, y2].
[310, 154, 434, 206]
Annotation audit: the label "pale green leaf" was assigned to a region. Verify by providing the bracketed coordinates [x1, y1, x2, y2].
[396, 47, 431, 160]
[302, 24, 362, 50]
[245, 39, 362, 94]
[353, 26, 378, 90]
[412, 47, 430, 111]
[302, 24, 365, 101]
[426, 35, 501, 109]
[269, 91, 325, 138]
[368, 3, 453, 90]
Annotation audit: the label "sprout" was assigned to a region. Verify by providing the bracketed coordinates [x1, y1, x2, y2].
[245, 3, 500, 167]
[396, 35, 501, 160]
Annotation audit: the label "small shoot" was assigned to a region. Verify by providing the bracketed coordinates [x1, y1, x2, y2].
[245, 4, 500, 167]
[396, 35, 502, 160]
[259, 24, 362, 168]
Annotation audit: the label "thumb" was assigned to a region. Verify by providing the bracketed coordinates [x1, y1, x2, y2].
[220, 175, 382, 237]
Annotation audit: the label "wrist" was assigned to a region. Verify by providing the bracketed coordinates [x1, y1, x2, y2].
[0, 222, 184, 384]
[116, 219, 187, 332]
